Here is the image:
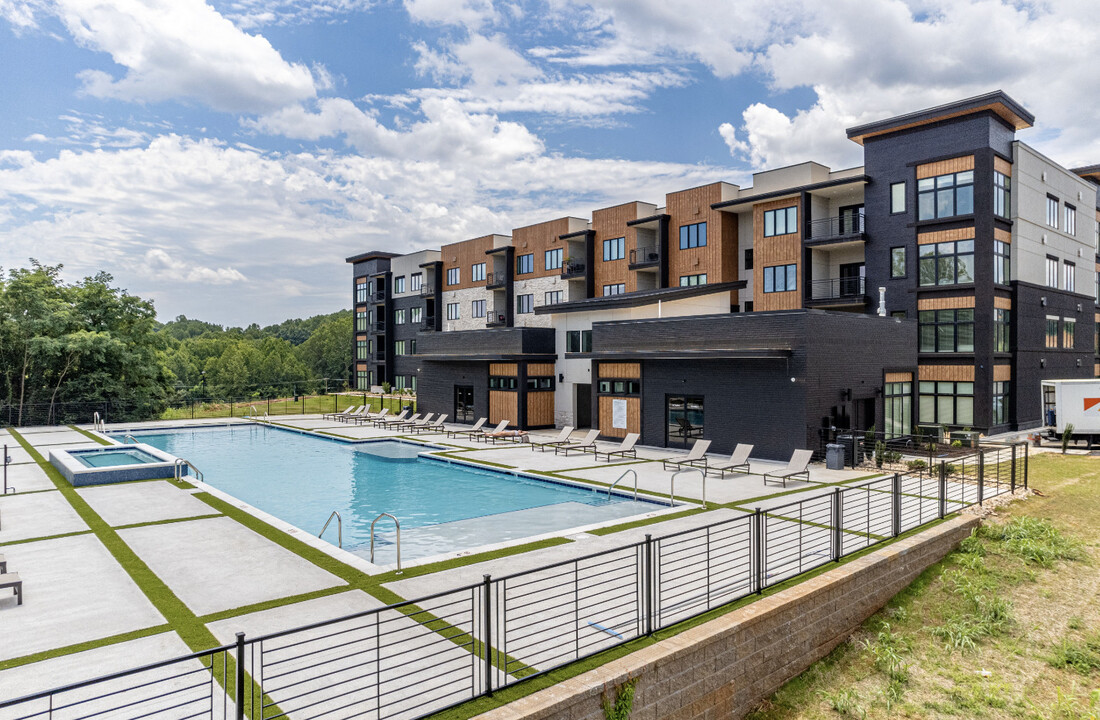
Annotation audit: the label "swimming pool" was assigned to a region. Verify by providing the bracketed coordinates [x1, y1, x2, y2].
[74, 447, 163, 468]
[122, 425, 664, 563]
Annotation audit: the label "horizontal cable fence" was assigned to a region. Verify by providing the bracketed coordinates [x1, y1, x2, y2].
[0, 442, 1027, 720]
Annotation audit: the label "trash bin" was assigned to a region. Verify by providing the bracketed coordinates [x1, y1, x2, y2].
[402, 404, 412, 412]
[826, 443, 845, 470]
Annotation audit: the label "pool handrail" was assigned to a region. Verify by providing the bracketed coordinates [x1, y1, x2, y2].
[606, 468, 638, 502]
[319, 510, 342, 548]
[173, 457, 204, 484]
[370, 512, 402, 572]
[670, 467, 706, 508]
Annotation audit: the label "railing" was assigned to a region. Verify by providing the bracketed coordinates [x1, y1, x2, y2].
[607, 469, 638, 501]
[373, 321, 386, 333]
[374, 351, 387, 362]
[808, 276, 866, 302]
[173, 458, 203, 483]
[807, 211, 865, 241]
[92, 411, 104, 432]
[486, 312, 507, 327]
[370, 512, 401, 571]
[1, 442, 1028, 720]
[486, 271, 508, 289]
[629, 245, 660, 267]
[422, 315, 436, 331]
[419, 283, 434, 297]
[372, 290, 386, 302]
[672, 468, 706, 508]
[318, 510, 342, 548]
[561, 260, 586, 279]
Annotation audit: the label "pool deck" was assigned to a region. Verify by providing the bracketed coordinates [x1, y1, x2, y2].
[0, 417, 880, 714]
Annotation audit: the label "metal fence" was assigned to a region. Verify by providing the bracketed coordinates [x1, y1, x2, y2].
[0, 443, 1027, 720]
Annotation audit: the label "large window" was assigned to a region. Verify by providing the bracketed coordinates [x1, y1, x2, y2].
[471, 262, 486, 282]
[410, 273, 422, 292]
[603, 283, 625, 296]
[603, 237, 625, 261]
[517, 294, 533, 313]
[918, 381, 974, 426]
[917, 170, 973, 220]
[994, 240, 1010, 285]
[1066, 204, 1077, 236]
[355, 280, 367, 303]
[1065, 261, 1076, 293]
[919, 309, 974, 353]
[884, 381, 912, 438]
[992, 381, 1009, 426]
[918, 240, 974, 286]
[471, 299, 486, 318]
[1064, 318, 1075, 349]
[356, 370, 369, 390]
[679, 222, 707, 248]
[744, 249, 753, 269]
[355, 310, 367, 332]
[446, 267, 460, 286]
[411, 307, 423, 323]
[446, 302, 460, 320]
[566, 330, 592, 353]
[394, 309, 405, 325]
[994, 308, 1010, 352]
[393, 276, 406, 294]
[1046, 316, 1059, 348]
[545, 248, 563, 270]
[598, 379, 640, 395]
[489, 376, 517, 390]
[1046, 256, 1059, 288]
[994, 171, 1011, 217]
[679, 274, 707, 286]
[763, 264, 797, 293]
[891, 247, 906, 278]
[545, 290, 562, 305]
[1047, 196, 1059, 228]
[890, 182, 906, 214]
[394, 341, 406, 356]
[516, 254, 533, 275]
[356, 339, 368, 360]
[763, 207, 797, 237]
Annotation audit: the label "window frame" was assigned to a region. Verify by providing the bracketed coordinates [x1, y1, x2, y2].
[410, 273, 422, 292]
[602, 283, 625, 296]
[762, 207, 798, 238]
[1065, 204, 1077, 236]
[679, 273, 707, 287]
[1065, 261, 1076, 293]
[544, 248, 563, 271]
[544, 290, 562, 306]
[890, 247, 907, 279]
[602, 237, 625, 262]
[446, 302, 460, 320]
[762, 263, 797, 293]
[516, 254, 534, 275]
[471, 299, 486, 318]
[393, 308, 405, 325]
[393, 276, 406, 294]
[471, 262, 486, 282]
[890, 182, 906, 214]
[1047, 195, 1060, 229]
[516, 294, 534, 314]
[917, 169, 974, 221]
[679, 222, 708, 249]
[446, 267, 460, 286]
[744, 248, 753, 270]
[918, 308, 975, 354]
[993, 171, 1011, 218]
[918, 240, 975, 287]
[1046, 256, 1059, 289]
[917, 380, 974, 427]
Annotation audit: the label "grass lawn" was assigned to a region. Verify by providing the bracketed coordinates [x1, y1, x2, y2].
[748, 453, 1100, 720]
[156, 393, 416, 420]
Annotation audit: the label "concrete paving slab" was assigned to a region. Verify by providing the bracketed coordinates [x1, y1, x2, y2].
[0, 490, 88, 543]
[0, 445, 35, 465]
[0, 463, 54, 493]
[6, 426, 75, 435]
[20, 430, 100, 448]
[119, 516, 347, 616]
[77, 481, 219, 527]
[0, 534, 166, 662]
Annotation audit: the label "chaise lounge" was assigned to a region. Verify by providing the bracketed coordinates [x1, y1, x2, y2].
[411, 414, 448, 434]
[529, 426, 575, 452]
[554, 429, 600, 456]
[593, 433, 640, 462]
[447, 417, 486, 439]
[660, 439, 712, 471]
[323, 405, 358, 421]
[705, 444, 755, 477]
[762, 449, 814, 487]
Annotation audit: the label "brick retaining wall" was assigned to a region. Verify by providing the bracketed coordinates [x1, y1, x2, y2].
[473, 514, 979, 720]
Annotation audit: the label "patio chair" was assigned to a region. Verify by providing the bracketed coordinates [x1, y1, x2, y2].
[705, 444, 755, 478]
[660, 439, 712, 471]
[594, 433, 639, 462]
[555, 429, 600, 456]
[762, 449, 814, 487]
[338, 406, 370, 423]
[411, 414, 448, 434]
[529, 426, 575, 452]
[396, 412, 431, 430]
[485, 429, 529, 445]
[382, 412, 418, 429]
[0, 554, 6, 574]
[474, 421, 509, 443]
[354, 407, 388, 425]
[322, 405, 357, 421]
[0, 572, 22, 606]
[374, 410, 408, 428]
[447, 417, 486, 439]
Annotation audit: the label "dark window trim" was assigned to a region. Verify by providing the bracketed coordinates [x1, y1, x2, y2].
[889, 181, 907, 216]
[890, 246, 907, 279]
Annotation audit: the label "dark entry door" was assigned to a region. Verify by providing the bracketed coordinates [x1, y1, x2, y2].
[576, 384, 592, 428]
[839, 203, 865, 235]
[666, 395, 704, 449]
[839, 262, 865, 297]
[454, 385, 474, 424]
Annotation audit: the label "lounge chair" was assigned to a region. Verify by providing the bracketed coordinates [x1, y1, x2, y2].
[447, 417, 486, 439]
[0, 572, 22, 606]
[382, 412, 418, 429]
[354, 407, 388, 425]
[411, 414, 447, 434]
[660, 439, 712, 471]
[0, 554, 5, 573]
[474, 421, 509, 443]
[374, 410, 408, 428]
[706, 444, 755, 477]
[323, 405, 358, 421]
[395, 413, 430, 430]
[485, 429, 529, 445]
[338, 406, 370, 423]
[555, 429, 600, 456]
[529, 426, 575, 452]
[762, 449, 814, 487]
[594, 433, 639, 462]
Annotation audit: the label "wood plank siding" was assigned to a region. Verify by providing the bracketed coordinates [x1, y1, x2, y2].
[916, 155, 975, 179]
[441, 235, 497, 291]
[598, 396, 641, 439]
[489, 390, 518, 426]
[665, 183, 738, 290]
[752, 197, 802, 311]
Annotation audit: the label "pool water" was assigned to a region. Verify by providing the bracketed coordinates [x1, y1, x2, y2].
[73, 447, 164, 468]
[123, 426, 661, 562]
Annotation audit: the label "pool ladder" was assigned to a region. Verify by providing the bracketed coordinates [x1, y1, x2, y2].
[92, 412, 105, 432]
[370, 513, 402, 572]
[319, 511, 342, 548]
[606, 469, 639, 501]
[173, 458, 204, 483]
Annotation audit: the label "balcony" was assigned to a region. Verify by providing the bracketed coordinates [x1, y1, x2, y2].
[372, 290, 386, 302]
[561, 261, 586, 280]
[805, 212, 866, 246]
[418, 284, 434, 298]
[374, 351, 387, 362]
[421, 315, 436, 331]
[486, 310, 508, 327]
[628, 245, 660, 269]
[805, 276, 868, 307]
[373, 321, 386, 333]
[486, 271, 508, 289]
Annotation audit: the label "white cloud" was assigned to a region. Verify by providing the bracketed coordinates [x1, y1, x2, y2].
[219, 0, 374, 29]
[403, 0, 498, 30]
[144, 248, 246, 284]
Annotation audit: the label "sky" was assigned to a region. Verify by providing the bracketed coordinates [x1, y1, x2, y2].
[0, 0, 1098, 327]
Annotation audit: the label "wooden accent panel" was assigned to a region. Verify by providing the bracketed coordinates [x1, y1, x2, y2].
[919, 365, 975, 382]
[993, 365, 1012, 382]
[355, 275, 368, 284]
[885, 372, 913, 383]
[849, 102, 1031, 145]
[490, 363, 518, 376]
[666, 183, 738, 288]
[489, 390, 518, 426]
[527, 363, 555, 376]
[994, 228, 1011, 244]
[916, 155, 975, 179]
[599, 363, 640, 378]
[917, 295, 975, 310]
[1095, 312, 1100, 323]
[593, 202, 640, 293]
[356, 362, 367, 371]
[994, 296, 1012, 310]
[994, 157, 1013, 175]
[526, 391, 555, 427]
[513, 217, 575, 280]
[752, 197, 801, 311]
[598, 396, 641, 439]
[917, 227, 975, 244]
[355, 333, 367, 341]
[441, 235, 496, 291]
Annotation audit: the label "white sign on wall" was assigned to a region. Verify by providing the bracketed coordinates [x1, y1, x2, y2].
[612, 398, 627, 429]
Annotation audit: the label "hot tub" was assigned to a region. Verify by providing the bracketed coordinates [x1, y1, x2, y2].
[49, 444, 182, 486]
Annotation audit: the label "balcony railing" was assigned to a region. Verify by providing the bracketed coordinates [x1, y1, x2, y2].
[372, 290, 386, 302]
[486, 271, 508, 289]
[808, 276, 866, 303]
[373, 321, 386, 333]
[486, 311, 508, 327]
[418, 284, 434, 297]
[421, 315, 436, 331]
[561, 261, 586, 279]
[807, 212, 865, 243]
[628, 245, 660, 268]
[374, 351, 387, 362]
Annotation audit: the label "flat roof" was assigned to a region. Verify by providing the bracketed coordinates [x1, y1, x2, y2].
[1071, 164, 1100, 184]
[345, 251, 400, 264]
[569, 348, 791, 360]
[711, 175, 868, 211]
[535, 281, 744, 315]
[846, 90, 1034, 145]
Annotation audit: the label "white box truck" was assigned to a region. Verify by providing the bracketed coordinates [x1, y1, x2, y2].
[1040, 379, 1100, 445]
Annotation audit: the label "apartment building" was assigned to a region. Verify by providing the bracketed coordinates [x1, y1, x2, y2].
[347, 91, 1100, 457]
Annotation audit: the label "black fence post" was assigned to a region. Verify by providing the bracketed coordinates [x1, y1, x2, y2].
[977, 449, 985, 505]
[1024, 444, 1029, 489]
[482, 574, 493, 697]
[892, 473, 901, 537]
[754, 508, 764, 594]
[643, 534, 654, 635]
[832, 488, 842, 562]
[235, 632, 246, 720]
[190, 400, 194, 420]
[938, 461, 947, 519]
[1010, 443, 1017, 493]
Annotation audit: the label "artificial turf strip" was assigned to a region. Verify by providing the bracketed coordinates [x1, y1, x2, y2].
[585, 508, 710, 536]
[0, 529, 94, 547]
[198, 586, 355, 624]
[0, 624, 174, 671]
[67, 424, 113, 446]
[111, 512, 225, 531]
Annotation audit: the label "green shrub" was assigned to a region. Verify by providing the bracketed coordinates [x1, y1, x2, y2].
[906, 459, 927, 471]
[980, 516, 1084, 566]
[1062, 423, 1075, 454]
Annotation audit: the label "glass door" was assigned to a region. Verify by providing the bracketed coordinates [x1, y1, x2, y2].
[666, 395, 704, 449]
[454, 385, 474, 424]
[839, 262, 865, 297]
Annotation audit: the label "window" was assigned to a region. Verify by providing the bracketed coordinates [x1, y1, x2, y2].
[598, 380, 641, 395]
[1066, 204, 1077, 236]
[471, 299, 486, 318]
[394, 341, 406, 356]
[994, 171, 1010, 217]
[918, 309, 975, 353]
[890, 182, 906, 214]
[394, 309, 405, 325]
[744, 301, 753, 312]
[517, 294, 534, 314]
[679, 274, 707, 286]
[409, 339, 416, 355]
[410, 273, 422, 292]
[603, 237, 625, 261]
[884, 381, 912, 438]
[1047, 196, 1059, 228]
[1046, 316, 1059, 348]
[992, 381, 1009, 426]
[526, 376, 555, 390]
[566, 330, 592, 353]
[603, 283, 625, 296]
[411, 307, 423, 324]
[517, 254, 533, 275]
[918, 381, 974, 426]
[471, 263, 486, 282]
[489, 376, 518, 390]
[545, 248, 563, 271]
[744, 249, 753, 270]
[356, 339, 368, 360]
[917, 170, 974, 220]
[1064, 318, 1075, 349]
[355, 310, 367, 332]
[356, 370, 369, 390]
[355, 280, 367, 303]
[446, 302, 460, 320]
[994, 308, 1011, 352]
[762, 264, 797, 293]
[545, 290, 562, 305]
[891, 310, 907, 319]
[994, 240, 1010, 285]
[763, 207, 798, 237]
[918, 240, 975, 286]
[890, 247, 906, 278]
[679, 222, 707, 248]
[394, 276, 406, 294]
[446, 267, 460, 286]
[368, 339, 373, 354]
[1046, 256, 1059, 288]
[1065, 261, 1076, 293]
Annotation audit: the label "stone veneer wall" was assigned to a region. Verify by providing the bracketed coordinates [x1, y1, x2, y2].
[473, 514, 979, 720]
